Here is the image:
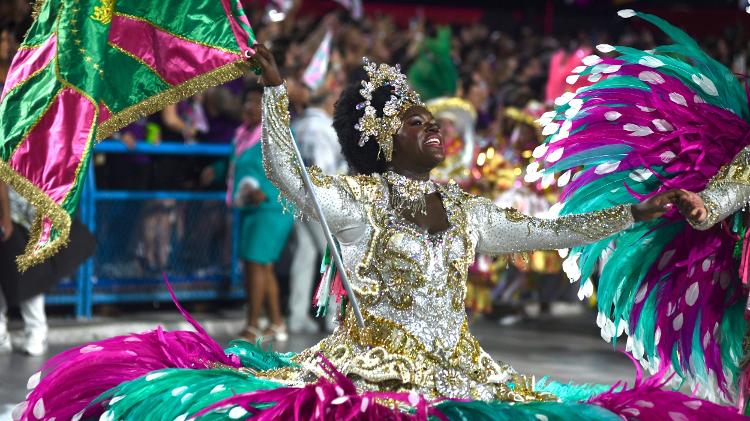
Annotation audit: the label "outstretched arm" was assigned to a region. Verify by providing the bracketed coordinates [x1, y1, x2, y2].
[254, 46, 363, 237]
[470, 191, 677, 255]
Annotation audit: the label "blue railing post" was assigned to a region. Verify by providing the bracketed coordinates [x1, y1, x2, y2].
[83, 163, 96, 318]
[52, 141, 240, 315]
[75, 187, 86, 318]
[75, 165, 96, 319]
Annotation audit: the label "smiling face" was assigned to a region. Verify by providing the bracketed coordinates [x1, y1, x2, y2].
[390, 106, 445, 173]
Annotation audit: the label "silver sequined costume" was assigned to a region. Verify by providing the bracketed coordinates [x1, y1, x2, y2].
[690, 147, 750, 231]
[259, 84, 634, 401]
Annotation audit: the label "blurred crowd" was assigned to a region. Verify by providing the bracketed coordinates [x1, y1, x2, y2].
[1, 0, 749, 340]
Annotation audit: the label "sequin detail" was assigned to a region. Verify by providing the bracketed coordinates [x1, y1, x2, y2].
[382, 171, 437, 217]
[690, 147, 750, 230]
[260, 84, 634, 401]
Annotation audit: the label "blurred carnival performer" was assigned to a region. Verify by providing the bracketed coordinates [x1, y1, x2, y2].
[229, 82, 294, 343]
[288, 85, 347, 334]
[426, 96, 475, 184]
[0, 182, 94, 356]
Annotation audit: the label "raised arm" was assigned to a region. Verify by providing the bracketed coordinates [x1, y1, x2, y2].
[469, 198, 634, 255]
[255, 46, 363, 237]
[684, 148, 750, 231]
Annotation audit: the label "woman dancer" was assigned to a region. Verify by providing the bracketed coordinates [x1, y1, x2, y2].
[13, 46, 744, 421]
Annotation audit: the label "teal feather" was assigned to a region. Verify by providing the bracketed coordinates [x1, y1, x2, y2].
[575, 75, 650, 94]
[534, 378, 613, 402]
[546, 145, 632, 174]
[224, 339, 297, 371]
[720, 302, 746, 381]
[95, 368, 280, 421]
[433, 400, 620, 421]
[595, 222, 681, 336]
[626, 11, 748, 118]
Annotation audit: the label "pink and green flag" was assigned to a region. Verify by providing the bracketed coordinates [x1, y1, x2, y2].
[0, 0, 255, 270]
[302, 29, 333, 91]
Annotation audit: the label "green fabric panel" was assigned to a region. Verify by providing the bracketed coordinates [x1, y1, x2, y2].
[22, 0, 60, 47]
[116, 0, 239, 52]
[60, 137, 92, 211]
[98, 47, 171, 113]
[0, 61, 61, 160]
[230, 0, 255, 44]
[55, 0, 112, 95]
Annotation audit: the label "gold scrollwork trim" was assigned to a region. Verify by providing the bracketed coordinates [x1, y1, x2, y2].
[0, 161, 71, 271]
[96, 60, 247, 140]
[91, 0, 115, 25]
[31, 0, 47, 21]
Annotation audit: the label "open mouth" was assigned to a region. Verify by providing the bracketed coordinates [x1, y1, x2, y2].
[424, 135, 443, 148]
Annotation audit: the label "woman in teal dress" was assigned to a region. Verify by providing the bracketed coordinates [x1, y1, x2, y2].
[230, 82, 294, 343]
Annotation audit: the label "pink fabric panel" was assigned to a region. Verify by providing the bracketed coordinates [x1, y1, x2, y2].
[1, 34, 57, 100]
[108, 15, 239, 86]
[10, 88, 96, 204]
[98, 102, 112, 124]
[35, 217, 53, 251]
[220, 0, 254, 53]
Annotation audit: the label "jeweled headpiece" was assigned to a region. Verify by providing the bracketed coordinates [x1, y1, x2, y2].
[354, 58, 424, 161]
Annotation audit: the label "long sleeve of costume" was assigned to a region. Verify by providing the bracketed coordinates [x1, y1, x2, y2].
[261, 84, 364, 237]
[469, 197, 633, 255]
[690, 147, 750, 231]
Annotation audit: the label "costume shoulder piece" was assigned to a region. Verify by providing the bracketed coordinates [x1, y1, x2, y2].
[338, 173, 384, 204]
[712, 146, 750, 186]
[689, 146, 750, 230]
[438, 179, 474, 204]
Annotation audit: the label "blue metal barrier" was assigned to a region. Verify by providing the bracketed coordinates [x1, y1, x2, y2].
[48, 141, 243, 318]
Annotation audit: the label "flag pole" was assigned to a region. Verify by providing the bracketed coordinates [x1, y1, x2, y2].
[285, 133, 366, 328]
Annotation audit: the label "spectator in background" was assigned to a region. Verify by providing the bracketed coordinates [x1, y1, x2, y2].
[0, 23, 49, 357]
[231, 82, 293, 342]
[459, 73, 491, 131]
[0, 182, 47, 356]
[0, 23, 18, 90]
[199, 85, 242, 145]
[133, 101, 200, 272]
[0, 182, 95, 356]
[288, 84, 347, 334]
